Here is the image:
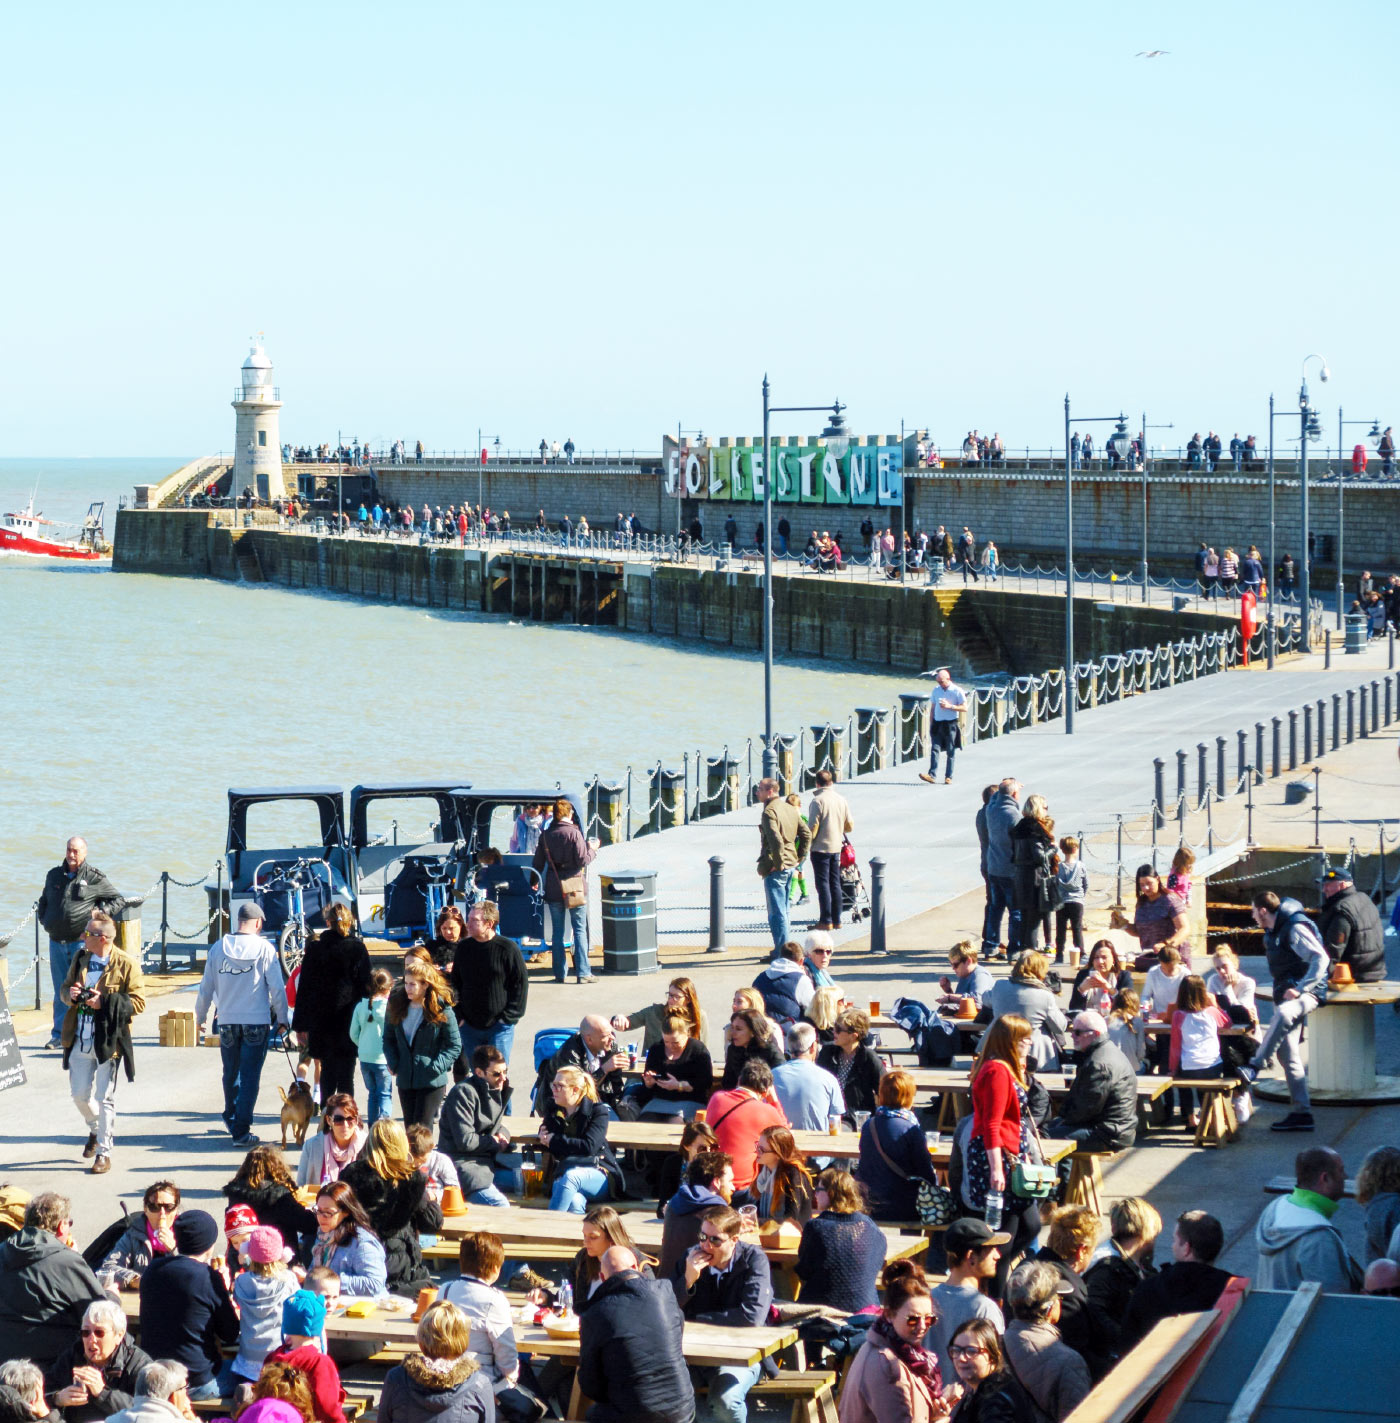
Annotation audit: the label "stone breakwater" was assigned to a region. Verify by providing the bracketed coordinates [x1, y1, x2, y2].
[113, 510, 1232, 677]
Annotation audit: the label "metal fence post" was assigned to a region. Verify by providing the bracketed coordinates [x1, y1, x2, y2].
[1115, 816, 1125, 909]
[1325, 629, 1332, 669]
[1271, 717, 1282, 777]
[1244, 766, 1256, 846]
[1346, 689, 1356, 742]
[1288, 710, 1298, 770]
[1153, 758, 1166, 830]
[1216, 736, 1227, 799]
[159, 871, 170, 974]
[707, 857, 726, 953]
[1387, 677, 1394, 728]
[869, 857, 888, 955]
[1391, 628, 1396, 670]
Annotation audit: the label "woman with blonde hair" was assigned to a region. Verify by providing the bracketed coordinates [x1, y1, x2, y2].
[540, 1065, 623, 1214]
[292, 901, 372, 1100]
[377, 1301, 493, 1423]
[752, 1126, 815, 1225]
[341, 1120, 442, 1296]
[385, 954, 460, 1129]
[969, 1014, 1041, 1296]
[1010, 795, 1057, 952]
[985, 950, 1067, 1071]
[804, 985, 842, 1043]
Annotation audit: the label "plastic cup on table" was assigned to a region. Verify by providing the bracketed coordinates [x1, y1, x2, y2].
[738, 1205, 760, 1235]
[869, 1000, 881, 1017]
[925, 1131, 942, 1154]
[828, 1114, 841, 1136]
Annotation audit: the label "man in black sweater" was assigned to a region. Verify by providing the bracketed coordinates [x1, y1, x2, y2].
[579, 1247, 693, 1423]
[448, 901, 528, 1088]
[137, 1212, 238, 1400]
[675, 1206, 773, 1423]
[1120, 1210, 1232, 1354]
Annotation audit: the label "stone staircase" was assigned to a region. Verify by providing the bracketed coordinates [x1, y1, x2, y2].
[235, 538, 265, 584]
[934, 590, 1011, 676]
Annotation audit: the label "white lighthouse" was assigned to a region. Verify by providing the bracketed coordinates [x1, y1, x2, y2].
[231, 338, 285, 502]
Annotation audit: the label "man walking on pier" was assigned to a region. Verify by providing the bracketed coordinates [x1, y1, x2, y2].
[756, 779, 811, 952]
[920, 668, 966, 785]
[38, 837, 122, 1050]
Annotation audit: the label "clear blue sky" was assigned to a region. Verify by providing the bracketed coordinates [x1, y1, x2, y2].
[5, 1, 1396, 456]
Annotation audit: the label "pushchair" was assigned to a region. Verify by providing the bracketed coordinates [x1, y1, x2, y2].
[839, 836, 870, 921]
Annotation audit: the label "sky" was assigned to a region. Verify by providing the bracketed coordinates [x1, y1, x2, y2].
[3, 0, 1397, 457]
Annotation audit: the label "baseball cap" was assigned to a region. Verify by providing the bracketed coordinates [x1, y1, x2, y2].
[1322, 868, 1352, 884]
[238, 902, 265, 922]
[945, 1217, 1012, 1254]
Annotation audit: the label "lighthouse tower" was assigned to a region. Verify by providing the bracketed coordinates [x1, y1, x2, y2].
[231, 338, 285, 502]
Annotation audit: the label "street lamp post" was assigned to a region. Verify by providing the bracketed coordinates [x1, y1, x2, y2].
[760, 377, 845, 778]
[1334, 408, 1383, 628]
[1138, 413, 1173, 601]
[1064, 398, 1131, 733]
[1299, 355, 1330, 651]
[476, 427, 500, 517]
[674, 423, 705, 538]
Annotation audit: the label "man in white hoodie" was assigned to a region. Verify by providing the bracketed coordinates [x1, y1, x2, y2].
[105, 1360, 198, 1423]
[1255, 1147, 1362, 1293]
[195, 904, 289, 1147]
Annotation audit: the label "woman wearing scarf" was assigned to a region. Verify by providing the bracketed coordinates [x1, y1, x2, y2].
[839, 1261, 959, 1422]
[297, 1093, 368, 1188]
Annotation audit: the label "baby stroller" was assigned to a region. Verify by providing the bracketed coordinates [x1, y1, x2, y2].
[839, 836, 870, 922]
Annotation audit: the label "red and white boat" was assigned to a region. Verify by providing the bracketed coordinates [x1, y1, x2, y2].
[0, 498, 108, 560]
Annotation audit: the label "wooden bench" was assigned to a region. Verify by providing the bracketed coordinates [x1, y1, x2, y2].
[699, 1369, 838, 1423]
[1063, 1150, 1122, 1216]
[1166, 1078, 1241, 1148]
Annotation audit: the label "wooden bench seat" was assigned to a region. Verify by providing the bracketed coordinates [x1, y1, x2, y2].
[699, 1368, 838, 1423]
[1165, 1078, 1241, 1147]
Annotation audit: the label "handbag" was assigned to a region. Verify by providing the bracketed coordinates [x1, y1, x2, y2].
[541, 832, 586, 909]
[869, 1115, 956, 1226]
[1010, 1108, 1058, 1200]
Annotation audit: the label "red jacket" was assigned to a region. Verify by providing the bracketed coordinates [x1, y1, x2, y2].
[266, 1344, 346, 1423]
[704, 1087, 788, 1191]
[971, 1059, 1023, 1155]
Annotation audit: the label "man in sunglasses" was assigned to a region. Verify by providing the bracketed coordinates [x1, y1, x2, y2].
[60, 911, 146, 1175]
[46, 1299, 152, 1422]
[676, 1206, 772, 1423]
[38, 837, 122, 1049]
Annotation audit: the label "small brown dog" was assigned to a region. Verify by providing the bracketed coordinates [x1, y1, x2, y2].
[278, 1081, 316, 1148]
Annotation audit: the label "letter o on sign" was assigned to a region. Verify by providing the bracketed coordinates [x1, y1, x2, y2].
[685, 453, 704, 496]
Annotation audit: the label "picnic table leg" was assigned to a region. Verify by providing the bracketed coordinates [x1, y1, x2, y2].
[1064, 1155, 1103, 1215]
[567, 1377, 588, 1421]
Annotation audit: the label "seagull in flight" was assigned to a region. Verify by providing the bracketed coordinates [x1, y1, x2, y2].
[1135, 49, 1169, 57]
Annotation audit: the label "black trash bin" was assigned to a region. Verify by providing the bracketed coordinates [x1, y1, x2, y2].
[599, 869, 658, 975]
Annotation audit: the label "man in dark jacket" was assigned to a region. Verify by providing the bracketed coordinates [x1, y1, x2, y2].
[439, 1045, 521, 1206]
[37, 838, 121, 1048]
[1317, 869, 1386, 983]
[1047, 1012, 1139, 1152]
[137, 1212, 238, 1400]
[675, 1206, 773, 1423]
[43, 1300, 151, 1423]
[579, 1248, 693, 1423]
[1035, 1206, 1115, 1381]
[658, 1151, 734, 1281]
[1120, 1210, 1231, 1354]
[535, 1016, 629, 1117]
[981, 779, 1021, 958]
[0, 1195, 106, 1368]
[448, 901, 528, 1076]
[750, 942, 812, 1028]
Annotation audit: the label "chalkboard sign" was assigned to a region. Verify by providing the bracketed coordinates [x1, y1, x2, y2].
[0, 975, 26, 1092]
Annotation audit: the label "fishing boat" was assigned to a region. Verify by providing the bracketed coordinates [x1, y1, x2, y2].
[0, 498, 108, 559]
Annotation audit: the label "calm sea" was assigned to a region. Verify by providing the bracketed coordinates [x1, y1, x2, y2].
[0, 458, 915, 991]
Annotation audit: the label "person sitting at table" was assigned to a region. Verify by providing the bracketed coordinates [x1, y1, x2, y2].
[839, 1260, 955, 1423]
[611, 976, 709, 1052]
[1033, 1206, 1111, 1381]
[1119, 1210, 1231, 1354]
[748, 1127, 815, 1226]
[1082, 1197, 1161, 1367]
[1002, 1261, 1089, 1421]
[537, 1016, 631, 1120]
[658, 1151, 735, 1281]
[817, 1009, 884, 1121]
[937, 942, 995, 1013]
[1116, 866, 1191, 971]
[772, 1023, 845, 1132]
[305, 1182, 387, 1298]
[635, 1013, 714, 1121]
[1141, 944, 1191, 1119]
[564, 1206, 654, 1314]
[225, 1227, 300, 1397]
[751, 942, 814, 1032]
[1204, 944, 1258, 1023]
[296, 1095, 368, 1191]
[803, 932, 843, 997]
[376, 1302, 493, 1423]
[1166, 977, 1231, 1131]
[676, 1206, 774, 1423]
[440, 1045, 523, 1208]
[224, 1148, 317, 1265]
[99, 1180, 182, 1287]
[540, 1066, 626, 1215]
[578, 1245, 692, 1423]
[265, 1290, 346, 1423]
[985, 952, 1067, 1072]
[945, 1318, 1036, 1423]
[339, 1122, 441, 1297]
[804, 986, 841, 1045]
[795, 1169, 887, 1312]
[706, 1061, 789, 1195]
[854, 1071, 937, 1224]
[720, 1011, 785, 1092]
[44, 1300, 151, 1423]
[1067, 941, 1134, 1016]
[1045, 1011, 1139, 1155]
[0, 1358, 59, 1423]
[655, 1121, 719, 1218]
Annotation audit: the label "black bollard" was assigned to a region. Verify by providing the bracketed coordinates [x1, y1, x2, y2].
[1197, 743, 1208, 804]
[1255, 722, 1266, 785]
[1316, 698, 1326, 758]
[1387, 678, 1394, 727]
[1373, 680, 1381, 734]
[1237, 728, 1248, 786]
[1271, 717, 1282, 777]
[1303, 704, 1313, 763]
[1153, 758, 1166, 829]
[1216, 736, 1227, 798]
[707, 856, 726, 953]
[869, 856, 888, 955]
[1288, 709, 1298, 770]
[1325, 629, 1332, 669]
[1347, 689, 1356, 742]
[1360, 685, 1371, 738]
[1333, 692, 1342, 750]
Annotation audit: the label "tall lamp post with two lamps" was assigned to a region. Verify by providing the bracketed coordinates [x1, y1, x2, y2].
[1334, 409, 1382, 628]
[759, 377, 846, 778]
[1298, 356, 1329, 651]
[1063, 397, 1132, 733]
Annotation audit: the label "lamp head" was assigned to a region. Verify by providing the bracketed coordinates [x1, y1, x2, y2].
[1368, 421, 1382, 448]
[1319, 365, 1330, 383]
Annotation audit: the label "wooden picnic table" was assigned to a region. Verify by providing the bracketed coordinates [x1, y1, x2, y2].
[1255, 979, 1400, 1102]
[903, 1067, 1171, 1130]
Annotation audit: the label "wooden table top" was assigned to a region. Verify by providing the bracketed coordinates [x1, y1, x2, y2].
[1258, 980, 1400, 1006]
[904, 1068, 1171, 1101]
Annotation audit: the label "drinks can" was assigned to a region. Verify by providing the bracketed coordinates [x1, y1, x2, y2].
[627, 1043, 637, 1067]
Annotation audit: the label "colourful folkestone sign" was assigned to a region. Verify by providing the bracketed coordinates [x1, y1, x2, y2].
[662, 437, 904, 507]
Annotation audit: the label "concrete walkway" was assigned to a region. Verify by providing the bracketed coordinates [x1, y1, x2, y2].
[596, 640, 1399, 945]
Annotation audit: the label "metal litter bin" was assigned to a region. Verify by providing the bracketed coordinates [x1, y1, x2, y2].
[1345, 612, 1367, 654]
[600, 869, 658, 975]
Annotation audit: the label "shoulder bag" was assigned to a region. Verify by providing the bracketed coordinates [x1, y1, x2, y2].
[868, 1115, 956, 1227]
[541, 832, 586, 909]
[1010, 1106, 1058, 1200]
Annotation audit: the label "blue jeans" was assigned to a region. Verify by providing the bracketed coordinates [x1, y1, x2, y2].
[983, 875, 1020, 955]
[547, 901, 590, 980]
[187, 1380, 221, 1402]
[550, 1165, 609, 1213]
[763, 870, 793, 952]
[459, 1023, 516, 1111]
[468, 1157, 525, 1206]
[703, 1363, 763, 1423]
[219, 1023, 270, 1138]
[359, 1062, 393, 1125]
[49, 938, 83, 1037]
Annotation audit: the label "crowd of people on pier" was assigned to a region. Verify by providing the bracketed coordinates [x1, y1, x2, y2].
[4, 813, 1397, 1423]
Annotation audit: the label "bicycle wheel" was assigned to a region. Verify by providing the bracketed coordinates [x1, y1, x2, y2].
[278, 921, 308, 978]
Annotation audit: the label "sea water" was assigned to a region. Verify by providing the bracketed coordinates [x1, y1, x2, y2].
[0, 459, 916, 989]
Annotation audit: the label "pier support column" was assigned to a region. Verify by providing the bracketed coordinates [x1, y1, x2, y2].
[703, 755, 741, 818]
[775, 734, 798, 797]
[588, 781, 624, 846]
[854, 707, 890, 775]
[648, 768, 684, 834]
[898, 693, 931, 765]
